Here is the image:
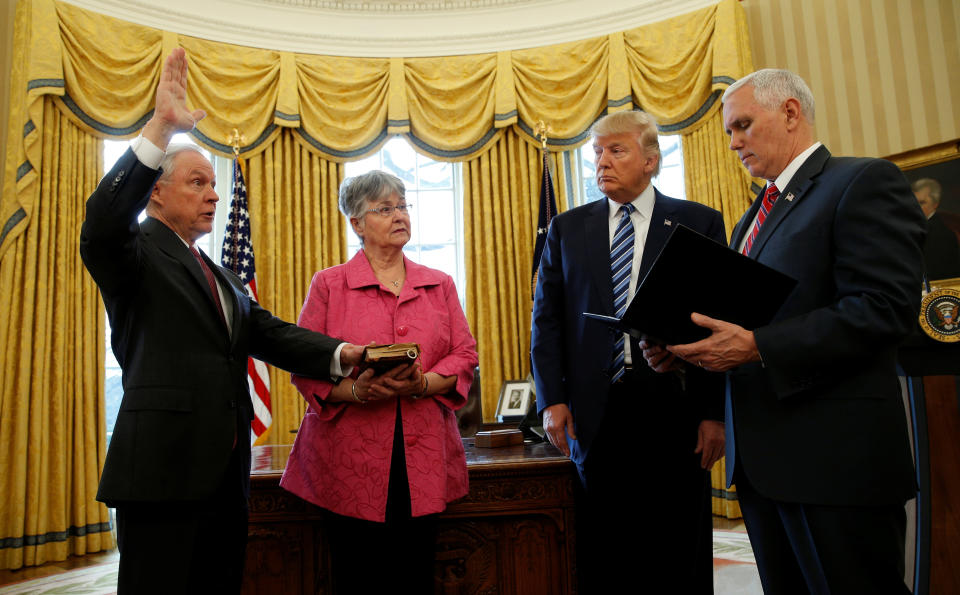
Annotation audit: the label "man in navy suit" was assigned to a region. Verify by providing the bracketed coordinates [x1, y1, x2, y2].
[80, 49, 365, 594]
[664, 69, 925, 593]
[531, 110, 726, 592]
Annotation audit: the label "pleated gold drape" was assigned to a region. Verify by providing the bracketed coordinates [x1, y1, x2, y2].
[682, 109, 758, 239]
[1, 0, 754, 246]
[243, 130, 347, 442]
[463, 129, 573, 420]
[712, 458, 742, 518]
[0, 98, 112, 569]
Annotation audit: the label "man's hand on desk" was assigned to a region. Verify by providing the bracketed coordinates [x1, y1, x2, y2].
[542, 403, 576, 457]
[667, 313, 760, 372]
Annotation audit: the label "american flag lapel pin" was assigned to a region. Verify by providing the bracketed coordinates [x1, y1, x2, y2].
[785, 192, 795, 202]
[664, 219, 672, 226]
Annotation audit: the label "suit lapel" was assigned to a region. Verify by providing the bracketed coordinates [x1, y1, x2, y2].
[730, 188, 764, 250]
[584, 200, 616, 314]
[201, 251, 241, 342]
[748, 145, 831, 258]
[142, 217, 232, 335]
[637, 191, 678, 280]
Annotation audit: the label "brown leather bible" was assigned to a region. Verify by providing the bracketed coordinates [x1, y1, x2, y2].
[361, 343, 421, 374]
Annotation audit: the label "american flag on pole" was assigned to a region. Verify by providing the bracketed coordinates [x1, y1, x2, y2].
[531, 150, 557, 294]
[221, 158, 272, 446]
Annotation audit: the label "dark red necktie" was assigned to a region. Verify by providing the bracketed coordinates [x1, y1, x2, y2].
[189, 245, 227, 327]
[743, 183, 780, 255]
[190, 246, 236, 449]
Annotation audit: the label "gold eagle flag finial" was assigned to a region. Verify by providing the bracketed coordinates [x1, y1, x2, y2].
[535, 120, 550, 151]
[229, 128, 246, 158]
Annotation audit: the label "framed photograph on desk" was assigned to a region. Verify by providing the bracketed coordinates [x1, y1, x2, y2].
[496, 379, 532, 423]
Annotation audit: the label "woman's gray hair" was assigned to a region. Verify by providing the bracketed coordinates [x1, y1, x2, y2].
[157, 144, 206, 183]
[723, 69, 816, 124]
[338, 170, 406, 219]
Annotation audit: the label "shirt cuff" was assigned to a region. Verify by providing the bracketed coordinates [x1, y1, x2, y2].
[130, 135, 165, 170]
[329, 342, 354, 378]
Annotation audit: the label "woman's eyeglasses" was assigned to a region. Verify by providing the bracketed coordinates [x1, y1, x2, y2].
[365, 203, 413, 217]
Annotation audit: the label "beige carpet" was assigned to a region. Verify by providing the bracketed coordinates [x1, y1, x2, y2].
[0, 562, 117, 595]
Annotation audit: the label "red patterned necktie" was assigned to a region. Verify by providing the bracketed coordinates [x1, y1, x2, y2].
[189, 245, 228, 327]
[743, 183, 780, 255]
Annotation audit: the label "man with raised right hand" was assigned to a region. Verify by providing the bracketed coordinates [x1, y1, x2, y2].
[80, 48, 364, 594]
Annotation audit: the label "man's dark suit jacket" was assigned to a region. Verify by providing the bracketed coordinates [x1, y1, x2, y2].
[80, 148, 341, 505]
[531, 189, 725, 469]
[726, 145, 926, 507]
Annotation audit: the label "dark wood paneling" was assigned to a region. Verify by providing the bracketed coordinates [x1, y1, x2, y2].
[923, 375, 960, 595]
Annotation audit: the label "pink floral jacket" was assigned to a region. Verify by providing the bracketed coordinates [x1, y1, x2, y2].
[279, 251, 478, 522]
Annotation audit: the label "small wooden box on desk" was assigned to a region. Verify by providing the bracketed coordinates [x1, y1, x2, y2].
[243, 439, 578, 594]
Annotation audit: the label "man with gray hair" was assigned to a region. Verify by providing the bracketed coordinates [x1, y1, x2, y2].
[661, 68, 925, 593]
[532, 109, 726, 592]
[80, 48, 365, 594]
[912, 177, 960, 280]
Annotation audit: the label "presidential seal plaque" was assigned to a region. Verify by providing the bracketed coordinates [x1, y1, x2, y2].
[919, 287, 960, 343]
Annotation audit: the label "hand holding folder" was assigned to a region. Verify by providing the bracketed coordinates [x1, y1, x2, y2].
[584, 224, 797, 348]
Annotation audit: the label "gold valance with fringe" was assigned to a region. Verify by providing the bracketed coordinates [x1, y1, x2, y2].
[2, 0, 752, 257]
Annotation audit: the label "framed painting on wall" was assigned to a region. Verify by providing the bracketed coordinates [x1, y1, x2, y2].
[888, 139, 960, 289]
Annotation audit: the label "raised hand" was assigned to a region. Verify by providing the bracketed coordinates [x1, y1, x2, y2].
[142, 48, 206, 150]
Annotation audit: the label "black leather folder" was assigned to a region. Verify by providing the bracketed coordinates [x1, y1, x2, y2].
[583, 224, 797, 345]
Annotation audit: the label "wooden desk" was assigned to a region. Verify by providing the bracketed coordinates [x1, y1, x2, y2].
[899, 337, 960, 595]
[243, 440, 578, 594]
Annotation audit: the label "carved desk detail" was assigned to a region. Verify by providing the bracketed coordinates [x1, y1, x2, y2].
[243, 440, 578, 595]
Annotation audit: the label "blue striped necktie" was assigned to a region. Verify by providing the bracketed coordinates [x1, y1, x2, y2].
[610, 203, 635, 383]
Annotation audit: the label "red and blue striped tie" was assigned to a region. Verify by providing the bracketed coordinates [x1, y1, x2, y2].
[743, 183, 780, 256]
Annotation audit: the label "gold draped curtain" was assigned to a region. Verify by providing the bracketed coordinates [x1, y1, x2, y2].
[243, 131, 348, 442]
[0, 0, 755, 566]
[464, 130, 573, 410]
[0, 96, 112, 569]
